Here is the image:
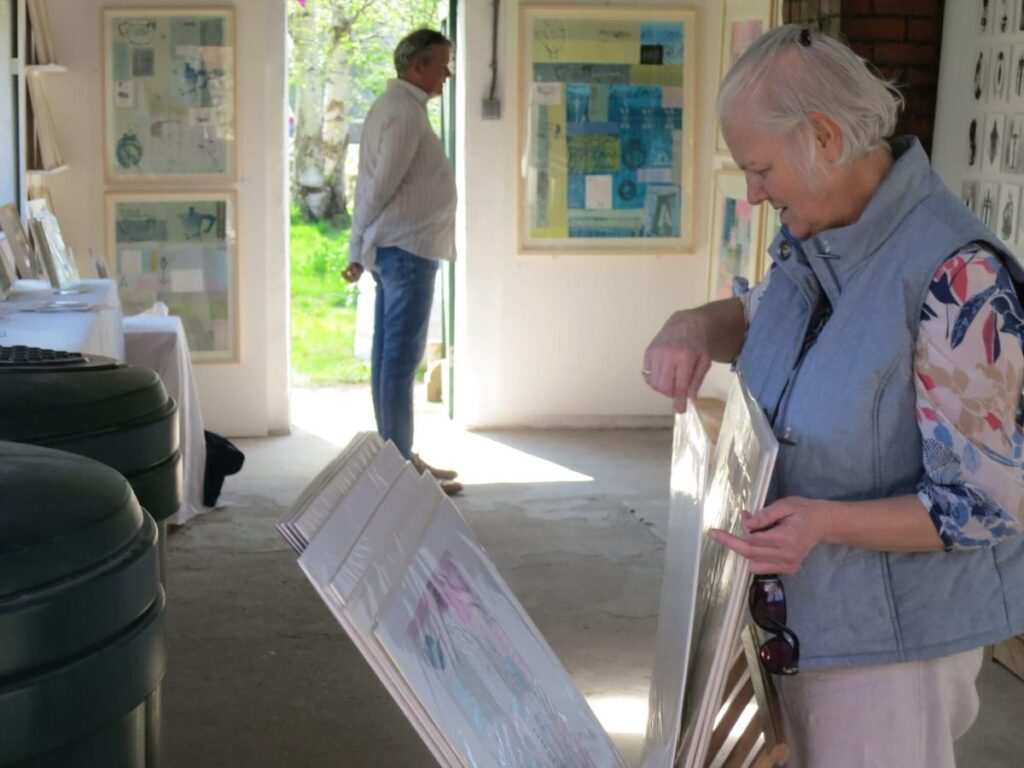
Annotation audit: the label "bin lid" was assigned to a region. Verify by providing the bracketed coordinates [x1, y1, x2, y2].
[0, 345, 169, 442]
[0, 441, 144, 598]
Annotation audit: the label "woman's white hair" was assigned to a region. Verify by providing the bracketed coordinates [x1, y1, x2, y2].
[716, 25, 904, 166]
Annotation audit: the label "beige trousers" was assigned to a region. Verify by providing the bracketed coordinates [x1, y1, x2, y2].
[775, 648, 984, 768]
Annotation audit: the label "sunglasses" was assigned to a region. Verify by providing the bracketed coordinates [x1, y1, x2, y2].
[748, 574, 800, 675]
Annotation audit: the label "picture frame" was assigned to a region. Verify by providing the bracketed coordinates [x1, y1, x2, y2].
[0, 203, 43, 279]
[106, 191, 239, 363]
[103, 8, 236, 182]
[0, 235, 15, 298]
[27, 199, 80, 290]
[715, 0, 775, 152]
[518, 5, 697, 254]
[707, 169, 765, 301]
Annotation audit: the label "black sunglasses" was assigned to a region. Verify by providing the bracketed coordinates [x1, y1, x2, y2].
[748, 574, 800, 675]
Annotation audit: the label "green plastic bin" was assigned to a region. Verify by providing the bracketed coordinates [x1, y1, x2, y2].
[0, 441, 166, 767]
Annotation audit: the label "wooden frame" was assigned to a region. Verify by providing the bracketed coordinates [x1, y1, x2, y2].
[102, 7, 237, 183]
[518, 5, 698, 254]
[707, 169, 766, 301]
[106, 191, 239, 363]
[715, 0, 775, 152]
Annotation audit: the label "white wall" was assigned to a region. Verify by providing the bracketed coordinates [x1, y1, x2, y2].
[43, 0, 289, 436]
[453, 0, 729, 428]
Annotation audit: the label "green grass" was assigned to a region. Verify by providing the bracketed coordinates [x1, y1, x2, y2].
[289, 208, 370, 386]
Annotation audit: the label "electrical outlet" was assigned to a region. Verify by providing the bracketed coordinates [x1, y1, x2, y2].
[481, 98, 502, 119]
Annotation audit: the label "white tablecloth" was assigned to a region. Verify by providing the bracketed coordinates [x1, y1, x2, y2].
[123, 314, 208, 526]
[1, 279, 125, 361]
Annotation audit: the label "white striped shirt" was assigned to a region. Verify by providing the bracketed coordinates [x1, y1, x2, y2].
[348, 79, 457, 269]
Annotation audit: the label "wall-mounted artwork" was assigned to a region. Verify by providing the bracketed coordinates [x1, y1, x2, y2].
[707, 170, 765, 300]
[985, 113, 1006, 171]
[107, 192, 237, 362]
[980, 181, 1001, 229]
[981, 0, 994, 36]
[103, 8, 236, 182]
[997, 183, 1021, 243]
[996, 0, 1014, 35]
[518, 6, 697, 253]
[974, 48, 990, 102]
[994, 45, 1012, 101]
[716, 1, 775, 152]
[963, 180, 981, 212]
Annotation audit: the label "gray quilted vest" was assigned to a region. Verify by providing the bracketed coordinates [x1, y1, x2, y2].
[737, 137, 1024, 671]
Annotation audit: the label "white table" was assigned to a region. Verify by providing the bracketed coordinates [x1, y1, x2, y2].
[1, 279, 125, 360]
[123, 314, 208, 526]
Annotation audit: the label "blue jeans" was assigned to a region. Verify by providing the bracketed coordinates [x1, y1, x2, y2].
[370, 247, 439, 459]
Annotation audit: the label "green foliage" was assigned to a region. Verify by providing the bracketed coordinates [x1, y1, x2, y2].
[290, 205, 369, 385]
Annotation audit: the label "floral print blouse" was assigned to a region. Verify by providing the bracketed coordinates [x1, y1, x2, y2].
[916, 244, 1024, 550]
[740, 244, 1024, 551]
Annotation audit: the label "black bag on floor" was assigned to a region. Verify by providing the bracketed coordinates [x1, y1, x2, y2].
[203, 430, 245, 507]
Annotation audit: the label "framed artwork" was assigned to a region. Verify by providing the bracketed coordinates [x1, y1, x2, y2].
[518, 5, 697, 254]
[716, 0, 775, 152]
[103, 8, 236, 182]
[27, 200, 80, 290]
[0, 204, 43, 279]
[759, 204, 783, 280]
[973, 47, 990, 103]
[0, 236, 14, 297]
[707, 170, 765, 300]
[106, 192, 238, 363]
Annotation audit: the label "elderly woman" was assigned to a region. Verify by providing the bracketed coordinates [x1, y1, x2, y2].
[644, 25, 1024, 767]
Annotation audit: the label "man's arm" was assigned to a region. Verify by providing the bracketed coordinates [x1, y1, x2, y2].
[643, 297, 747, 412]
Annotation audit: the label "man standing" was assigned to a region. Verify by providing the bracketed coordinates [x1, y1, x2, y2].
[342, 28, 460, 494]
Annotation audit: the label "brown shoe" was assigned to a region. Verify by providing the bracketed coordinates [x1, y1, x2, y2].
[439, 480, 463, 496]
[412, 454, 458, 481]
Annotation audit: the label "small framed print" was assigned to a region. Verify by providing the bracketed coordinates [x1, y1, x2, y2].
[716, 0, 775, 152]
[979, 181, 1000, 231]
[973, 48, 990, 103]
[996, 184, 1021, 244]
[980, 0, 994, 35]
[993, 46, 1012, 101]
[1011, 45, 1024, 103]
[968, 114, 983, 170]
[1003, 114, 1024, 171]
[107, 192, 238, 363]
[984, 113, 1007, 172]
[995, 0, 1013, 35]
[707, 170, 765, 301]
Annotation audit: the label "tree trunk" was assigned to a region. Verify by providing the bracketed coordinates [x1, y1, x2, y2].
[322, 10, 352, 226]
[290, 5, 330, 220]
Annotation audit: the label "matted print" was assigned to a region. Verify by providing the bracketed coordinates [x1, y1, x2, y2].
[974, 47, 990, 102]
[993, 45, 1012, 101]
[981, 0, 994, 35]
[0, 203, 42, 279]
[980, 181, 1001, 230]
[1011, 45, 1024, 102]
[1004, 113, 1024, 171]
[103, 8, 235, 181]
[969, 114, 983, 169]
[708, 170, 765, 300]
[640, 406, 712, 768]
[519, 5, 697, 253]
[107, 192, 237, 362]
[372, 499, 628, 767]
[997, 183, 1021, 243]
[985, 113, 1007, 172]
[963, 180, 981, 213]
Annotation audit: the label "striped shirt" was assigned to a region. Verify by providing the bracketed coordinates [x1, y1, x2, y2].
[348, 79, 457, 270]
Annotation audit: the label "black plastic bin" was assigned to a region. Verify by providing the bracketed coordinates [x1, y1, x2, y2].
[0, 344, 182, 526]
[0, 441, 166, 767]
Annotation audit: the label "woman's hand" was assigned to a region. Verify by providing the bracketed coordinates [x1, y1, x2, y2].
[707, 496, 833, 574]
[642, 298, 747, 412]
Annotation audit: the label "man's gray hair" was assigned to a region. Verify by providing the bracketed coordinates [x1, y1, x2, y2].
[716, 25, 903, 166]
[393, 28, 450, 75]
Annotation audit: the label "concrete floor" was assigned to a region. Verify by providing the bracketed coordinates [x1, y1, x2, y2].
[162, 386, 1023, 767]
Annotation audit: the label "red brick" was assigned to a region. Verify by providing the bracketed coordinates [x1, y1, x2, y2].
[907, 17, 940, 43]
[902, 66, 939, 87]
[850, 41, 875, 61]
[873, 42, 939, 66]
[898, 115, 935, 138]
[843, 16, 906, 41]
[902, 88, 936, 114]
[873, 0, 939, 13]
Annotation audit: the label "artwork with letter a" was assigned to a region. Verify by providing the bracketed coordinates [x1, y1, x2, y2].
[520, 6, 696, 253]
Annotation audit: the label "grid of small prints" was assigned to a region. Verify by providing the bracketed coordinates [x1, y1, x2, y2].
[965, 0, 1024, 248]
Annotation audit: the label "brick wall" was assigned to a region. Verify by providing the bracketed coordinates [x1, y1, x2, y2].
[782, 0, 946, 155]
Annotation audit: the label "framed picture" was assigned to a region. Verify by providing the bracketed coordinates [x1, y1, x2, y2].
[0, 236, 15, 298]
[27, 200, 80, 290]
[103, 8, 236, 182]
[707, 170, 765, 300]
[518, 5, 697, 254]
[0, 203, 43, 279]
[716, 0, 775, 152]
[106, 192, 238, 363]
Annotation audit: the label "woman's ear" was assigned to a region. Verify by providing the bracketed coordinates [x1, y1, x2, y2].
[808, 112, 843, 163]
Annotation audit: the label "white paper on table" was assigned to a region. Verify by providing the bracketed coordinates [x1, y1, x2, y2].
[676, 375, 778, 768]
[369, 495, 629, 768]
[640, 404, 712, 768]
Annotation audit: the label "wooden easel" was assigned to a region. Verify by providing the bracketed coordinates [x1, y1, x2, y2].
[685, 627, 788, 768]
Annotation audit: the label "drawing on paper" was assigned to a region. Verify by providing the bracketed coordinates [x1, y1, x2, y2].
[104, 10, 235, 180]
[521, 8, 695, 251]
[109, 194, 236, 361]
